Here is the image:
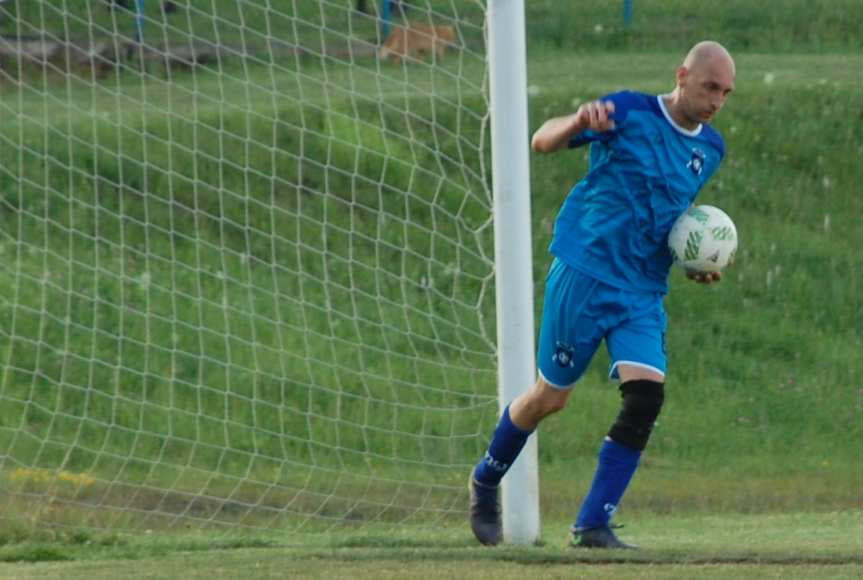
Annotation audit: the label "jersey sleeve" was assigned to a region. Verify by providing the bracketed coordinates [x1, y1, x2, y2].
[696, 125, 727, 189]
[702, 124, 726, 162]
[567, 90, 638, 149]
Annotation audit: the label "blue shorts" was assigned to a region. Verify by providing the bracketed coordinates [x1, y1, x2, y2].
[537, 258, 668, 388]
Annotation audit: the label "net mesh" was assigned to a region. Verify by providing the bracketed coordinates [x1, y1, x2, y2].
[0, 0, 498, 536]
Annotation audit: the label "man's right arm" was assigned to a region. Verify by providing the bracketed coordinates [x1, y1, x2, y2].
[530, 100, 616, 154]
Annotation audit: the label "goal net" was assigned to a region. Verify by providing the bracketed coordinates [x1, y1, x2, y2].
[0, 0, 501, 538]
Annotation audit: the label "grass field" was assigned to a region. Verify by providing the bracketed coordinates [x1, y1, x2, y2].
[1, 1, 862, 577]
[2, 512, 862, 579]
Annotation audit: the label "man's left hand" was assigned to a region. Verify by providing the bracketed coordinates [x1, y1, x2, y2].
[686, 270, 722, 284]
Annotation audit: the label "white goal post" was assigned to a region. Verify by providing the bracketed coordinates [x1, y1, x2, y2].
[487, 0, 539, 545]
[0, 0, 538, 544]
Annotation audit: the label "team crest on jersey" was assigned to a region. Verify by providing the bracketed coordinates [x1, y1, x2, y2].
[553, 341, 576, 368]
[687, 148, 706, 176]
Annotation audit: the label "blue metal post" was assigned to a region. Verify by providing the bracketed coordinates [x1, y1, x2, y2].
[623, 0, 633, 28]
[134, 0, 146, 44]
[380, 0, 391, 40]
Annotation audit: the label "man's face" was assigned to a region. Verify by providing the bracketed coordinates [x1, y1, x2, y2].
[679, 59, 735, 124]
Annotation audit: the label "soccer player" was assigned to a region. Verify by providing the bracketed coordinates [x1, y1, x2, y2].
[469, 40, 736, 548]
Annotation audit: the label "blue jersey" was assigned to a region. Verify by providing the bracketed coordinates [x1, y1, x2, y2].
[548, 91, 726, 294]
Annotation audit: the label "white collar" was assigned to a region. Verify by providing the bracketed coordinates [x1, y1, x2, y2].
[657, 94, 702, 137]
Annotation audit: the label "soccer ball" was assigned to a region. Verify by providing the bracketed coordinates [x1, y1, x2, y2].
[668, 205, 738, 273]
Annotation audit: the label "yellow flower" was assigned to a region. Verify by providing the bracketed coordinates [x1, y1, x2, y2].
[7, 467, 95, 487]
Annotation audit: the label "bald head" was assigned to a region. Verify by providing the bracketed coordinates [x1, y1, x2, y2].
[682, 41, 736, 77]
[665, 40, 736, 129]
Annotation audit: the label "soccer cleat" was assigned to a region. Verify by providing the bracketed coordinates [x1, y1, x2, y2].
[468, 475, 501, 546]
[571, 524, 638, 549]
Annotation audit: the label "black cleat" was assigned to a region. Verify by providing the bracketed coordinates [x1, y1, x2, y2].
[468, 475, 501, 545]
[571, 525, 638, 549]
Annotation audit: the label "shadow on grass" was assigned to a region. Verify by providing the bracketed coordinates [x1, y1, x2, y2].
[294, 544, 863, 567]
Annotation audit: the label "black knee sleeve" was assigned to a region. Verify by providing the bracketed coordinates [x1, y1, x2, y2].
[607, 379, 664, 451]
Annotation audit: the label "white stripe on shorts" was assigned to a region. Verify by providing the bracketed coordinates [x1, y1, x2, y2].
[609, 360, 666, 379]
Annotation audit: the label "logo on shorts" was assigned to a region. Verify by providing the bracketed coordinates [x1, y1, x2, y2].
[553, 341, 576, 368]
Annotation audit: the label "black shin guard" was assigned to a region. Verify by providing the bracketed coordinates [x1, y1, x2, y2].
[607, 379, 664, 451]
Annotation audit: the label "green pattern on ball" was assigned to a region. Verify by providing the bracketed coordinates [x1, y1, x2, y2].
[711, 226, 736, 241]
[688, 207, 710, 224]
[684, 230, 703, 261]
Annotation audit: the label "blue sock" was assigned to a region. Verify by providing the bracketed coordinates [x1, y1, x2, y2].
[473, 405, 533, 487]
[575, 438, 641, 530]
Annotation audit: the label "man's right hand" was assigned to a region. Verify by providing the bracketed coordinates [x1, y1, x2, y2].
[531, 100, 616, 153]
[573, 100, 616, 133]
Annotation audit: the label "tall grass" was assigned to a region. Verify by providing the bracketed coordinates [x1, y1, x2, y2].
[4, 1, 862, 54]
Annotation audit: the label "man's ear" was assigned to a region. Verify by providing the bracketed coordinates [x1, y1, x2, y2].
[675, 65, 689, 87]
